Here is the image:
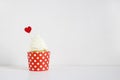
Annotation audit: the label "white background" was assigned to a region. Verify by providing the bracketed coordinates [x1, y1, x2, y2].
[0, 0, 120, 67]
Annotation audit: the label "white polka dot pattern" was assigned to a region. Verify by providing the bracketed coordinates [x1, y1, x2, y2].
[28, 51, 50, 71]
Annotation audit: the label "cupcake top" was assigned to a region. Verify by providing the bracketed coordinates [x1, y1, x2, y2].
[30, 35, 48, 51]
[24, 26, 48, 52]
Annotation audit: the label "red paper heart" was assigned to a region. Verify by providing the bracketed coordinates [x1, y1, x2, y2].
[24, 26, 32, 33]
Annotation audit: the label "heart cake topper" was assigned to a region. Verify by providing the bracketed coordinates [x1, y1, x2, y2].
[24, 26, 32, 33]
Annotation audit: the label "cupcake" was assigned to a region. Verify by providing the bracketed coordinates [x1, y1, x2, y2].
[24, 26, 50, 71]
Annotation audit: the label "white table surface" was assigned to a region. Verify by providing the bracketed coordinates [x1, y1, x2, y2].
[0, 65, 120, 80]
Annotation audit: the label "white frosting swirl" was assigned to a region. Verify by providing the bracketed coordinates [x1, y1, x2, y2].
[30, 35, 48, 51]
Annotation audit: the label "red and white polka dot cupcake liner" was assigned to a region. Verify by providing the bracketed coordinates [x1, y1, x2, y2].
[27, 51, 50, 71]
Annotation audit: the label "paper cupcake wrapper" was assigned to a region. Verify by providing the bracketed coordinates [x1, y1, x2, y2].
[27, 51, 50, 71]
